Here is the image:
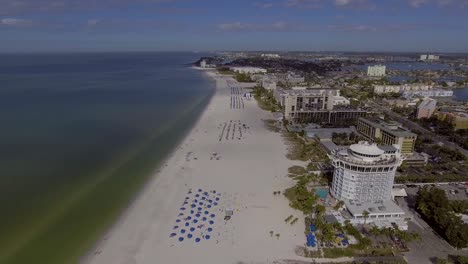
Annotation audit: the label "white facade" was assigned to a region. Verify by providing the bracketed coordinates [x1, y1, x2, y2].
[331, 142, 403, 203]
[402, 89, 453, 98]
[373, 84, 433, 94]
[367, 65, 386, 77]
[261, 53, 280, 58]
[420, 54, 439, 61]
[230, 66, 267, 74]
[200, 60, 207, 68]
[282, 89, 338, 118]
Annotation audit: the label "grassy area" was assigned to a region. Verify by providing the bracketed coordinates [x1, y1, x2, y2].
[252, 86, 280, 112]
[282, 132, 328, 162]
[284, 177, 318, 214]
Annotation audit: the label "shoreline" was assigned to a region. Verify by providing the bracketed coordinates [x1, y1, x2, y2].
[83, 69, 306, 264]
[80, 69, 217, 263]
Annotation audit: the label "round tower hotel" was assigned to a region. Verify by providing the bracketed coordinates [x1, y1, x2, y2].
[330, 141, 403, 203]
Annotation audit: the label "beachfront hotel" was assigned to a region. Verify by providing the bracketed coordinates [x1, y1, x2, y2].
[356, 117, 417, 155]
[367, 65, 386, 77]
[330, 142, 408, 229]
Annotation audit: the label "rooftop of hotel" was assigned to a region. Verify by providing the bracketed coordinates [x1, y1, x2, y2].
[418, 98, 437, 109]
[345, 200, 405, 217]
[333, 141, 401, 166]
[358, 117, 417, 137]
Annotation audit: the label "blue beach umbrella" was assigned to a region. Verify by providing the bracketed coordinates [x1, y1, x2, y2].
[198, 189, 202, 192]
[193, 219, 198, 223]
[176, 219, 181, 223]
[173, 226, 179, 229]
[190, 227, 195, 232]
[185, 222, 189, 227]
[207, 205, 212, 208]
[187, 216, 192, 220]
[210, 214, 215, 218]
[201, 197, 206, 200]
[179, 237, 184, 242]
[209, 220, 214, 225]
[204, 211, 209, 215]
[181, 229, 186, 234]
[195, 238, 201, 243]
[202, 217, 207, 221]
[207, 228, 213, 232]
[170, 233, 176, 237]
[187, 234, 193, 239]
[180, 207, 186, 210]
[195, 194, 200, 198]
[205, 235, 211, 240]
[214, 202, 218, 206]
[190, 210, 194, 214]
[195, 213, 200, 217]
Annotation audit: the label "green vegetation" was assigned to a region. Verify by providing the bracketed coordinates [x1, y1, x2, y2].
[234, 72, 254, 82]
[284, 177, 318, 214]
[417, 116, 468, 150]
[216, 67, 235, 75]
[252, 86, 280, 112]
[369, 225, 420, 243]
[416, 187, 468, 248]
[396, 136, 468, 183]
[282, 132, 328, 162]
[331, 132, 360, 146]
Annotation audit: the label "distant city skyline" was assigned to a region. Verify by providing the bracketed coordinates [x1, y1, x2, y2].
[1, 0, 468, 52]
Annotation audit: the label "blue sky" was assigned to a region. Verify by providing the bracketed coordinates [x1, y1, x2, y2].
[1, 0, 467, 52]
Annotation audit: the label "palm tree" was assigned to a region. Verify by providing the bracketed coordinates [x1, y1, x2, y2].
[362, 210, 370, 225]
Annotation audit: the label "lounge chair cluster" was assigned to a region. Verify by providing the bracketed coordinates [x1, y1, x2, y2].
[217, 120, 249, 142]
[170, 188, 221, 244]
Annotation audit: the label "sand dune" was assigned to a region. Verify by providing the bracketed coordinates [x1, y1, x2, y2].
[82, 70, 307, 264]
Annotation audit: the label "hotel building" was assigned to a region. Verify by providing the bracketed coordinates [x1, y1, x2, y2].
[356, 118, 417, 155]
[330, 142, 407, 228]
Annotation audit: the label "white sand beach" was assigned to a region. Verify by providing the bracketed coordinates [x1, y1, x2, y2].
[82, 70, 308, 264]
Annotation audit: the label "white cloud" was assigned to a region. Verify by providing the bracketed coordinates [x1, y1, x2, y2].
[218, 21, 317, 32]
[0, 17, 32, 26]
[334, 0, 376, 10]
[408, 0, 429, 7]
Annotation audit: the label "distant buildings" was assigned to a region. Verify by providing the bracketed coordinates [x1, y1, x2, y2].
[261, 53, 280, 58]
[230, 66, 267, 74]
[330, 142, 407, 228]
[436, 111, 468, 130]
[373, 84, 432, 94]
[402, 89, 453, 98]
[367, 65, 386, 77]
[416, 98, 437, 119]
[275, 72, 305, 86]
[276, 88, 366, 124]
[281, 88, 336, 117]
[356, 117, 417, 155]
[420, 54, 440, 61]
[200, 60, 207, 68]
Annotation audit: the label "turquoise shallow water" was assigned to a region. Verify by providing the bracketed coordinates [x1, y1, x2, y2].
[0, 52, 214, 263]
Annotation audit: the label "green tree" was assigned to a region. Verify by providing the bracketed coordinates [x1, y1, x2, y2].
[362, 210, 370, 225]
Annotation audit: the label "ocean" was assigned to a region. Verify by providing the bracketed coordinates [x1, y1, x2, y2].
[0, 52, 215, 264]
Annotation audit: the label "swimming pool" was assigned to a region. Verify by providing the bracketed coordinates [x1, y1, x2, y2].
[315, 188, 328, 199]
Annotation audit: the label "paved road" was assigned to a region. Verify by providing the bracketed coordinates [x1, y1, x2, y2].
[367, 101, 468, 157]
[396, 196, 468, 264]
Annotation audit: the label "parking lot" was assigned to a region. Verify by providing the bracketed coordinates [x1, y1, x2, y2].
[403, 183, 468, 201]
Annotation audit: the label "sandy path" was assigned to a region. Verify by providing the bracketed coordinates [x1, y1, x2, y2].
[82, 70, 306, 264]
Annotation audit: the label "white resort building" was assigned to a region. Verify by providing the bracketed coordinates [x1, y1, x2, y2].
[330, 141, 408, 229]
[367, 65, 386, 77]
